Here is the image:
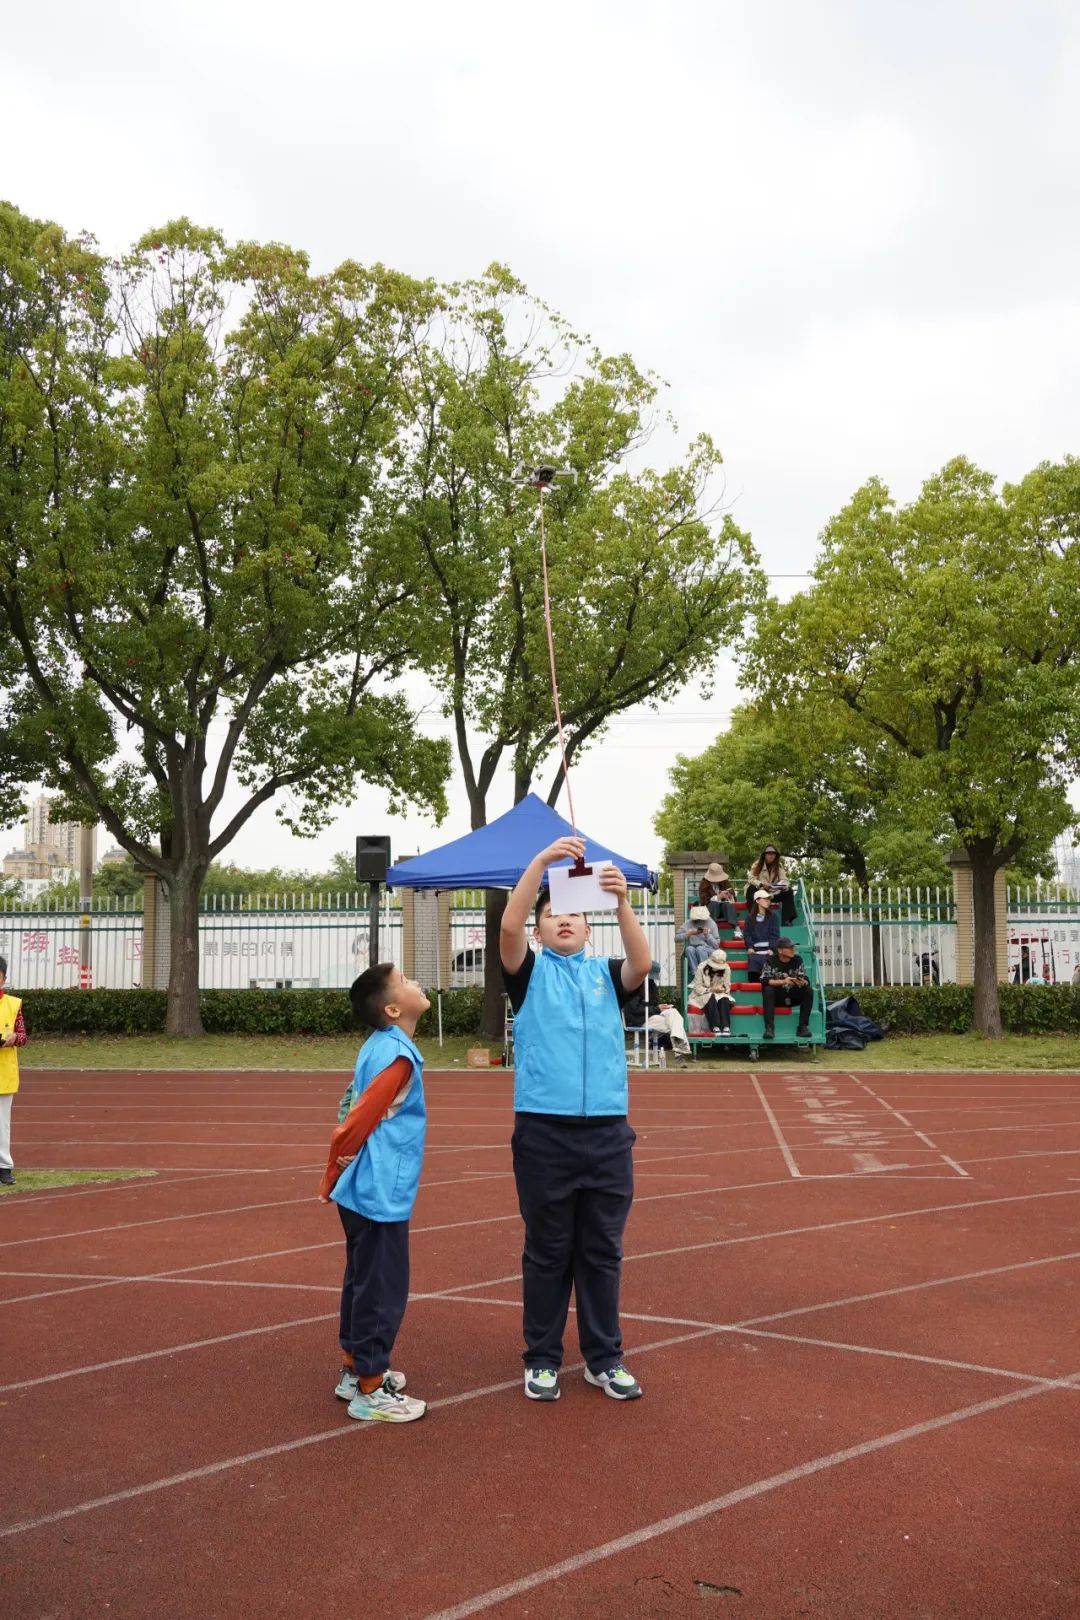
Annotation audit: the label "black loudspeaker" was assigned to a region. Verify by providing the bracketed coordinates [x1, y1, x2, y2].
[355, 835, 392, 885]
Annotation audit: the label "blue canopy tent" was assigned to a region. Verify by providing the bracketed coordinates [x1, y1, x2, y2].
[387, 793, 657, 893]
[387, 793, 659, 1054]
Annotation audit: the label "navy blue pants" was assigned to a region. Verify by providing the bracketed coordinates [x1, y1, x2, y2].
[511, 1114, 635, 1375]
[337, 1205, 410, 1376]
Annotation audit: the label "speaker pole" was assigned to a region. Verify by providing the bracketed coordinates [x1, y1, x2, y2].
[369, 879, 381, 972]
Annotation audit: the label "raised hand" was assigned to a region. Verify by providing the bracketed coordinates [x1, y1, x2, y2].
[540, 836, 586, 866]
[599, 864, 629, 902]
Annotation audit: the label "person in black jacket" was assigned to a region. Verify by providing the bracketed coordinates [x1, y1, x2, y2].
[741, 890, 780, 982]
[760, 938, 813, 1039]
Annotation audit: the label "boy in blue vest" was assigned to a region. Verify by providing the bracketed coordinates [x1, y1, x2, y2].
[501, 835, 652, 1402]
[318, 963, 430, 1424]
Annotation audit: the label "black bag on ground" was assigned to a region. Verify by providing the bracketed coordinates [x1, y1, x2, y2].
[825, 1026, 867, 1051]
[825, 994, 885, 1048]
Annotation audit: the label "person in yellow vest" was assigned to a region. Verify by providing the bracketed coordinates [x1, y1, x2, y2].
[0, 955, 27, 1187]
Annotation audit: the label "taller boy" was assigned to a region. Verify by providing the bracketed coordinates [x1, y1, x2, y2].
[500, 836, 652, 1402]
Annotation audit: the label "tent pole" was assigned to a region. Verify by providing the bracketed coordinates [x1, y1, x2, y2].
[644, 885, 650, 1071]
[436, 888, 443, 1048]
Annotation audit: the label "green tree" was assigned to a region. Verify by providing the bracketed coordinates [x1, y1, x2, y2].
[750, 458, 1080, 1035]
[395, 267, 764, 1030]
[655, 700, 951, 983]
[0, 204, 448, 1032]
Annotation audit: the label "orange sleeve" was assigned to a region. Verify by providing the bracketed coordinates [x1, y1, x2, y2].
[318, 1056, 413, 1202]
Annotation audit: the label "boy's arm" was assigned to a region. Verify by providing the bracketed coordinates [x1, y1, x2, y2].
[317, 1055, 412, 1202]
[500, 835, 586, 973]
[599, 866, 652, 992]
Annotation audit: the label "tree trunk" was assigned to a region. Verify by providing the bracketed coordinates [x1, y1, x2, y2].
[165, 876, 204, 1036]
[482, 889, 508, 1040]
[970, 852, 1003, 1038]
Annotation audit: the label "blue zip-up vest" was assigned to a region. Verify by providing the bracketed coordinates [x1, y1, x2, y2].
[331, 1026, 426, 1222]
[513, 948, 628, 1117]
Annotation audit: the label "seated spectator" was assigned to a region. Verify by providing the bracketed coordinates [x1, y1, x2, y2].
[676, 905, 720, 976]
[703, 862, 738, 927]
[690, 948, 734, 1035]
[741, 889, 780, 982]
[746, 845, 796, 925]
[623, 964, 692, 1059]
[760, 936, 813, 1040]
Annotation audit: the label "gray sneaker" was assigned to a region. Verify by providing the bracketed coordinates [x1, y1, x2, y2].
[584, 1364, 643, 1400]
[524, 1367, 561, 1401]
[335, 1367, 406, 1401]
[347, 1381, 426, 1423]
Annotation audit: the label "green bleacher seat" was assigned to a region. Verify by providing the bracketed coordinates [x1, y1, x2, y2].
[682, 878, 826, 1056]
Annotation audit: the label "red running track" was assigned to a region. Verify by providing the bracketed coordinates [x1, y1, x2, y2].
[3, 1065, 1080, 1618]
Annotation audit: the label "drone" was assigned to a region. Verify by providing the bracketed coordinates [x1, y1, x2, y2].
[513, 460, 577, 491]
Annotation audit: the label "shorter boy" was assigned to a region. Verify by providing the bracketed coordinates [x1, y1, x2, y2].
[0, 954, 27, 1187]
[319, 963, 431, 1424]
[759, 937, 813, 1039]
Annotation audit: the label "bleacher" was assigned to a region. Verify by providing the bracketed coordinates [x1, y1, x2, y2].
[682, 878, 826, 1058]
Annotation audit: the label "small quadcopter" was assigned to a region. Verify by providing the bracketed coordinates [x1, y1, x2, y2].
[513, 460, 577, 491]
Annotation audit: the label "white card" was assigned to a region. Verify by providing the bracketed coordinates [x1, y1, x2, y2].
[546, 858, 618, 914]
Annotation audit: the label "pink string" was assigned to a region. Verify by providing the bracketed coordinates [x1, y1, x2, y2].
[538, 487, 578, 836]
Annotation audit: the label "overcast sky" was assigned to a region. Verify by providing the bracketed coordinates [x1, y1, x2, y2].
[4, 1, 1079, 873]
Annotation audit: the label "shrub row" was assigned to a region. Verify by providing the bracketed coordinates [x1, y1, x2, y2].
[828, 983, 1080, 1035]
[19, 985, 486, 1038]
[18, 982, 1080, 1039]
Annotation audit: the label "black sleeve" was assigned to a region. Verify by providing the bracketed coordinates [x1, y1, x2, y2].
[607, 957, 637, 1010]
[502, 947, 536, 1015]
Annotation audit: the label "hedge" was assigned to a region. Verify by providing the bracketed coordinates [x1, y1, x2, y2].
[827, 983, 1080, 1035]
[18, 985, 486, 1038]
[16, 981, 1080, 1039]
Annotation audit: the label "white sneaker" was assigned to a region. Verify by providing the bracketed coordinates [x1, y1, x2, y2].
[584, 1364, 643, 1400]
[347, 1380, 426, 1423]
[335, 1367, 406, 1401]
[524, 1367, 561, 1401]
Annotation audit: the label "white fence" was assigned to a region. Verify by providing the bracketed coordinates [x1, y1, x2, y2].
[1006, 883, 1080, 985]
[803, 886, 957, 988]
[3, 880, 1078, 993]
[0, 894, 403, 991]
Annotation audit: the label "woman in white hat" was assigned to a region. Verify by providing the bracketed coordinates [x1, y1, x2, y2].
[690, 947, 733, 1035]
[741, 889, 780, 982]
[675, 904, 720, 976]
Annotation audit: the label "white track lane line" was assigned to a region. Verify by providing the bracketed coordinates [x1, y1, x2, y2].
[0, 1312, 338, 1393]
[10, 1240, 1080, 1395]
[0, 1166, 517, 1250]
[6, 1180, 1080, 1310]
[846, 1073, 971, 1177]
[0, 1326, 723, 1541]
[428, 1293, 1072, 1390]
[750, 1076, 801, 1177]
[418, 1373, 1080, 1620]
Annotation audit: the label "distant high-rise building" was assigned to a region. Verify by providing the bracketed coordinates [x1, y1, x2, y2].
[23, 796, 96, 870]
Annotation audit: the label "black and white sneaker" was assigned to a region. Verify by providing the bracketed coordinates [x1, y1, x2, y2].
[524, 1367, 560, 1401]
[796, 1023, 811, 1038]
[584, 1364, 643, 1400]
[0, 1169, 14, 1187]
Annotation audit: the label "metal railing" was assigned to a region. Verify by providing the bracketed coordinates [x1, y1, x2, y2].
[4, 878, 1077, 993]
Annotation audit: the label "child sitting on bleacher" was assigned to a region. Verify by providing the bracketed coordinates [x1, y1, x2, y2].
[690, 948, 733, 1034]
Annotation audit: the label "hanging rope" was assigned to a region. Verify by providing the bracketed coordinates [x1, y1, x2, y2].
[536, 484, 578, 835]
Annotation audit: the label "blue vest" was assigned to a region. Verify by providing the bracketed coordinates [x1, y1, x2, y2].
[331, 1026, 426, 1222]
[513, 949, 628, 1117]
